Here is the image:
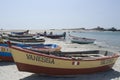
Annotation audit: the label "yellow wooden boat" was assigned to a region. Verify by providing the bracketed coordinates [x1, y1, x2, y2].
[10, 45, 119, 75]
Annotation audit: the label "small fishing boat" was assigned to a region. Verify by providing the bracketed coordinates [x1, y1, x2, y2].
[11, 30, 29, 35]
[15, 43, 61, 52]
[0, 42, 61, 61]
[45, 34, 65, 39]
[39, 32, 66, 39]
[8, 34, 33, 38]
[0, 43, 13, 61]
[10, 45, 119, 75]
[2, 33, 45, 45]
[69, 34, 95, 44]
[0, 37, 13, 61]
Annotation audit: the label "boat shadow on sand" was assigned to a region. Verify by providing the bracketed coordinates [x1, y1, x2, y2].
[20, 69, 120, 80]
[0, 62, 15, 66]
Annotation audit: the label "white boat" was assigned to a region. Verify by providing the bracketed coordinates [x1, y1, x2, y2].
[69, 34, 95, 44]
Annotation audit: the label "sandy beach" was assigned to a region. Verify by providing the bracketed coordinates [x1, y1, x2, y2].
[0, 31, 120, 80]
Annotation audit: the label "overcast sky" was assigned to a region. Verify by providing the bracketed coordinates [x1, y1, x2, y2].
[0, 0, 120, 30]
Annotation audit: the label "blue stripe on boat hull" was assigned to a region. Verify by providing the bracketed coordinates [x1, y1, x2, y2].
[0, 52, 12, 57]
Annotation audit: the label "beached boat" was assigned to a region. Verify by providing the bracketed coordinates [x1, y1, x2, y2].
[69, 34, 95, 44]
[45, 34, 65, 39]
[39, 32, 66, 39]
[11, 30, 29, 35]
[0, 42, 61, 61]
[15, 43, 61, 52]
[10, 45, 119, 75]
[8, 34, 33, 38]
[2, 33, 45, 45]
[0, 43, 13, 61]
[0, 37, 13, 61]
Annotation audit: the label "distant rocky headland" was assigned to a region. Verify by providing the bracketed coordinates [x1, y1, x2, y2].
[62, 26, 120, 32]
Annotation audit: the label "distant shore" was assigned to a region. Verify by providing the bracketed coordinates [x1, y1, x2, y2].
[0, 28, 120, 33]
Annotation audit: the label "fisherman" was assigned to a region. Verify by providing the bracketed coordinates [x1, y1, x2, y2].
[50, 32, 53, 35]
[44, 31, 47, 36]
[63, 32, 66, 39]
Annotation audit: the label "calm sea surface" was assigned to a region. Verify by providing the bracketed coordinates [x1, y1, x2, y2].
[71, 31, 120, 51]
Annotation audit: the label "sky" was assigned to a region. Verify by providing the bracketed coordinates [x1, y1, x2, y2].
[0, 0, 120, 30]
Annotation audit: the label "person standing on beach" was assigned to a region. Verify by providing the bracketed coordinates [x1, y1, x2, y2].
[50, 32, 53, 35]
[63, 32, 66, 39]
[44, 31, 47, 36]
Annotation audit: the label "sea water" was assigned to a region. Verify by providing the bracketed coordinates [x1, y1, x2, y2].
[71, 31, 120, 51]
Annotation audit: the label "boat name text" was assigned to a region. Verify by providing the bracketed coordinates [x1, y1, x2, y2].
[101, 59, 114, 65]
[26, 54, 55, 64]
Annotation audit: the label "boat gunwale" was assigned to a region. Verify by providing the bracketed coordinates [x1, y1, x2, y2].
[11, 46, 119, 61]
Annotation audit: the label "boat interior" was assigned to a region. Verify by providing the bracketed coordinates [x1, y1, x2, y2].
[25, 48, 114, 60]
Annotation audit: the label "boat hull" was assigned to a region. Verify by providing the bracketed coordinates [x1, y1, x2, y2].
[39, 33, 65, 39]
[0, 45, 13, 61]
[10, 46, 119, 75]
[46, 35, 64, 39]
[16, 62, 114, 75]
[0, 52, 13, 61]
[0, 56, 13, 61]
[71, 40, 94, 44]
